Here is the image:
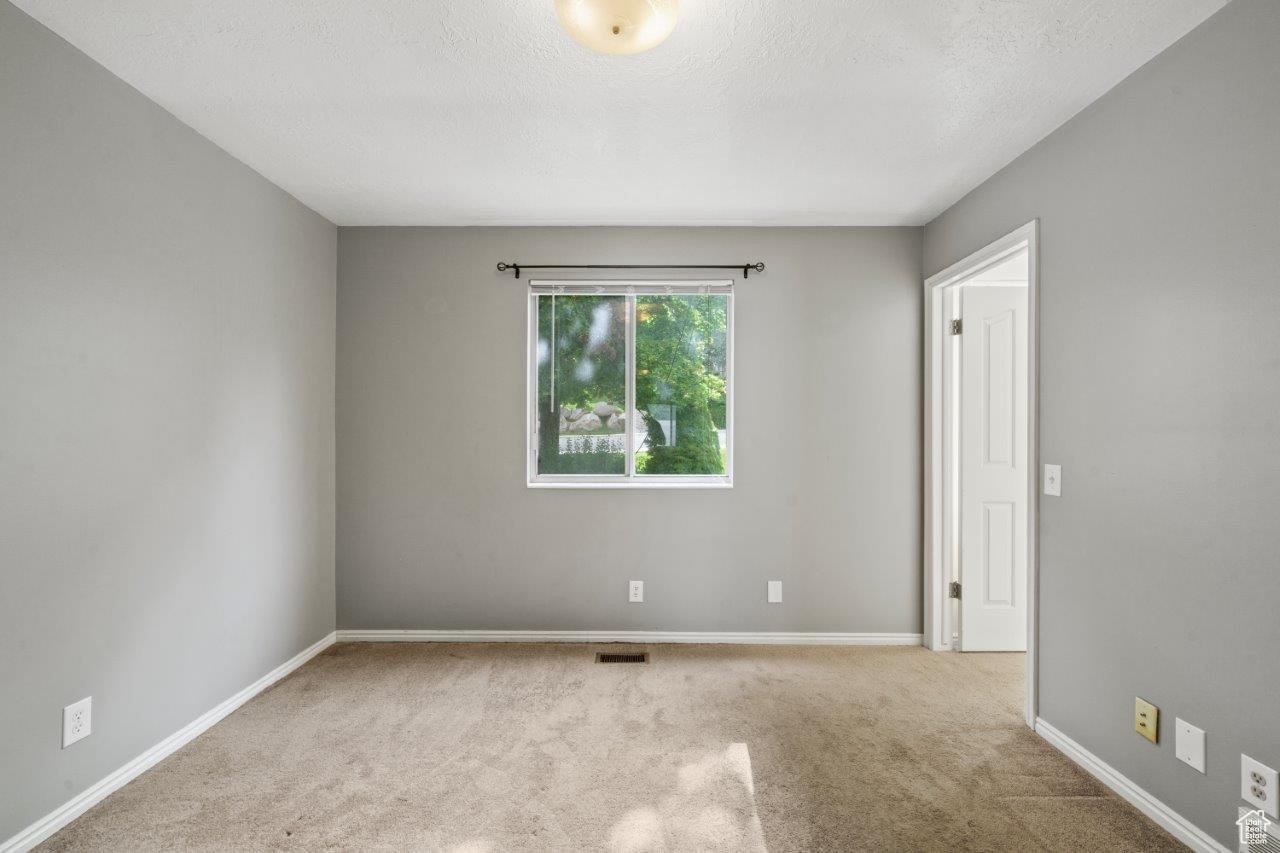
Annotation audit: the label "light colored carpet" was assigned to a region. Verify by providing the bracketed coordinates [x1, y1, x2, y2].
[39, 643, 1181, 852]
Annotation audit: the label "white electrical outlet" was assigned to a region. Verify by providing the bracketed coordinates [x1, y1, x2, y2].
[1242, 754, 1279, 818]
[1043, 464, 1062, 496]
[63, 697, 92, 748]
[1174, 718, 1205, 773]
[628, 580, 643, 603]
[767, 581, 782, 603]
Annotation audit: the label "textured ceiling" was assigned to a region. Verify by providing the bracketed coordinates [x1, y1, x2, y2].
[15, 0, 1229, 225]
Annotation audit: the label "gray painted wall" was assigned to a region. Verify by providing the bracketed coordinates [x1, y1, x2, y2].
[923, 0, 1280, 846]
[0, 3, 336, 840]
[337, 227, 922, 634]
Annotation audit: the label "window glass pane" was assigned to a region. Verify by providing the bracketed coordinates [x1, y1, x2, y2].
[635, 294, 729, 476]
[536, 295, 626, 475]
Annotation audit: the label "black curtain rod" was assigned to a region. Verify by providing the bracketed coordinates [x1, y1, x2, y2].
[496, 262, 765, 279]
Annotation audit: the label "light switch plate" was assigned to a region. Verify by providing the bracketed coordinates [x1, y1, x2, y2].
[628, 580, 643, 603]
[1242, 754, 1279, 818]
[767, 581, 782, 603]
[1174, 718, 1205, 773]
[1134, 697, 1158, 743]
[1044, 464, 1062, 496]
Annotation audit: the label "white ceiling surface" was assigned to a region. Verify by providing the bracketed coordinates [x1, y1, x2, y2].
[17, 0, 1228, 226]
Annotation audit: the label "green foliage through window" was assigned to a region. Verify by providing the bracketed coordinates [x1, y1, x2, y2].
[635, 296, 726, 475]
[534, 288, 730, 480]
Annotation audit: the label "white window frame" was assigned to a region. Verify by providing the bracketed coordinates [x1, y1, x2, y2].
[527, 280, 734, 489]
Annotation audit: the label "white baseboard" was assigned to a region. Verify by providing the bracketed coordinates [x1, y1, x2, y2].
[1, 631, 337, 853]
[1034, 717, 1229, 853]
[336, 629, 924, 646]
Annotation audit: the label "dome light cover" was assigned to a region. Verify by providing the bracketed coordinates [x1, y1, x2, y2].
[555, 0, 681, 56]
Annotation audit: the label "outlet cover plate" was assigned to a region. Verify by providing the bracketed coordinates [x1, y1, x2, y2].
[63, 696, 92, 748]
[1242, 754, 1279, 818]
[767, 581, 782, 603]
[1134, 696, 1158, 743]
[628, 580, 643, 603]
[1174, 718, 1205, 773]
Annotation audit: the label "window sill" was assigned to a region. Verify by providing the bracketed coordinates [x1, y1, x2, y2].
[528, 478, 733, 490]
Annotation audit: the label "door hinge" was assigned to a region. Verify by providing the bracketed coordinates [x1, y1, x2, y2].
[949, 581, 962, 599]
[949, 319, 963, 335]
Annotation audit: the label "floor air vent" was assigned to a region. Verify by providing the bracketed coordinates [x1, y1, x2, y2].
[595, 652, 648, 664]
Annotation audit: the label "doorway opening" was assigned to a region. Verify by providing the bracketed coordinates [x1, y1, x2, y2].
[924, 221, 1039, 728]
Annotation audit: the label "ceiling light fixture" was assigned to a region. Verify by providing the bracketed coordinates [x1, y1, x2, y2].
[555, 0, 680, 56]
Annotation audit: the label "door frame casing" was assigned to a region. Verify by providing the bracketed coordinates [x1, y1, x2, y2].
[922, 220, 1040, 728]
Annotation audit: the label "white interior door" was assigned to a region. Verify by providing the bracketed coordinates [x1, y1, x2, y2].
[959, 283, 1029, 651]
